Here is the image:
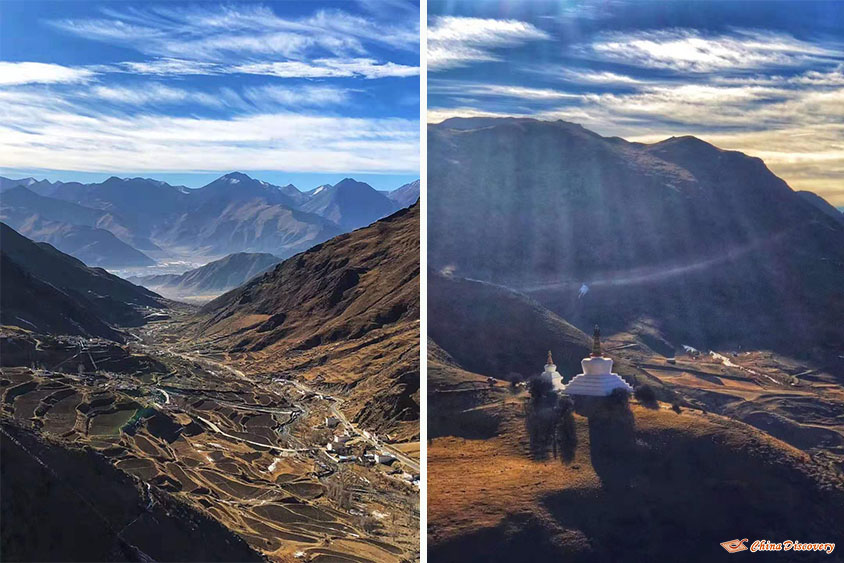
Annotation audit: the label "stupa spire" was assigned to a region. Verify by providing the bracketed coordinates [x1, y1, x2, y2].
[591, 325, 602, 357]
[547, 350, 553, 366]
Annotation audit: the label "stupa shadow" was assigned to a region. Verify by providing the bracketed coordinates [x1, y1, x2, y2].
[574, 397, 637, 491]
[524, 396, 577, 463]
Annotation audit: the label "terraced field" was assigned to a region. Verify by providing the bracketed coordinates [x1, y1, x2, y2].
[0, 327, 419, 563]
[625, 348, 844, 471]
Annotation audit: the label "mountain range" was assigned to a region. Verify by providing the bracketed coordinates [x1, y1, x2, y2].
[0, 172, 419, 269]
[428, 117, 844, 354]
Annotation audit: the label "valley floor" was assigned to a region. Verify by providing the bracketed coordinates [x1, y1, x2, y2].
[0, 318, 419, 563]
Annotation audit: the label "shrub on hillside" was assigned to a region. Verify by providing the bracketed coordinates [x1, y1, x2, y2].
[528, 375, 553, 404]
[634, 384, 658, 406]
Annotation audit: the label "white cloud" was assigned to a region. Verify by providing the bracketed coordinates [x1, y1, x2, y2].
[431, 82, 580, 101]
[49, 4, 418, 70]
[0, 62, 96, 85]
[233, 58, 418, 79]
[428, 16, 550, 70]
[112, 58, 223, 76]
[241, 85, 349, 107]
[588, 28, 841, 73]
[0, 94, 418, 174]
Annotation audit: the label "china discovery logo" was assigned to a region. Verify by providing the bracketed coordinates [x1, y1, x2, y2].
[721, 539, 836, 555]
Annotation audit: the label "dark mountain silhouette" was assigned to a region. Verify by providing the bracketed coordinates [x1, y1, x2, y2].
[0, 223, 164, 340]
[129, 252, 281, 296]
[428, 118, 844, 352]
[798, 190, 844, 224]
[300, 178, 399, 230]
[0, 185, 158, 264]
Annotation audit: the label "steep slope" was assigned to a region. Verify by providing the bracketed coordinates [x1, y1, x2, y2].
[0, 254, 123, 341]
[194, 204, 420, 439]
[301, 178, 399, 230]
[798, 190, 844, 224]
[388, 180, 421, 208]
[129, 252, 281, 297]
[0, 223, 164, 336]
[428, 117, 844, 352]
[429, 272, 591, 379]
[1, 422, 262, 562]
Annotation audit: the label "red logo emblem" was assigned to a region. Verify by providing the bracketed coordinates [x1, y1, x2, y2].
[721, 539, 749, 553]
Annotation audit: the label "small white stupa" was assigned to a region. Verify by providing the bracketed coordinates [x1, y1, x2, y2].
[541, 350, 565, 392]
[564, 326, 633, 396]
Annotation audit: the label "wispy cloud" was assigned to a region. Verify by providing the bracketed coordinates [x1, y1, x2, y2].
[0, 62, 96, 85]
[0, 90, 417, 174]
[587, 28, 843, 73]
[76, 82, 349, 110]
[49, 4, 417, 65]
[233, 58, 418, 79]
[430, 81, 580, 101]
[428, 16, 550, 70]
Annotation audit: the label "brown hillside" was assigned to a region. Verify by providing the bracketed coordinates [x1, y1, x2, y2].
[429, 395, 844, 562]
[192, 204, 420, 440]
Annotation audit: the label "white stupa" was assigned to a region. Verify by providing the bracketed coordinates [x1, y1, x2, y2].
[541, 350, 566, 392]
[564, 326, 633, 396]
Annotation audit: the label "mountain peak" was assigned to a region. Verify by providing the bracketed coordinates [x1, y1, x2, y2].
[221, 171, 254, 183]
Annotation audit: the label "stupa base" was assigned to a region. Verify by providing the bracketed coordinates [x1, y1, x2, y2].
[563, 373, 633, 396]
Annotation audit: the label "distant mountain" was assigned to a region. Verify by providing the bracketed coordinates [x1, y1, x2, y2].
[0, 177, 44, 192]
[429, 118, 844, 352]
[277, 182, 309, 207]
[388, 180, 420, 208]
[0, 186, 157, 265]
[194, 204, 420, 438]
[189, 172, 297, 208]
[0, 223, 164, 340]
[17, 221, 154, 268]
[129, 252, 281, 297]
[797, 190, 844, 224]
[167, 197, 342, 257]
[0, 172, 406, 263]
[300, 178, 399, 231]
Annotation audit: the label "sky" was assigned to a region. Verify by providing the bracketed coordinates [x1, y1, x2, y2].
[428, 0, 844, 206]
[0, 0, 420, 191]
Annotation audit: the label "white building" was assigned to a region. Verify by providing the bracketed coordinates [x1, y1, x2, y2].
[563, 326, 633, 396]
[541, 350, 565, 392]
[374, 452, 396, 464]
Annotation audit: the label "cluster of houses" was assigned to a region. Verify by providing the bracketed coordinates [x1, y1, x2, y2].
[324, 417, 397, 466]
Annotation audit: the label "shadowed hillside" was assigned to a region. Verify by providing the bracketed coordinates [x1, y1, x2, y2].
[0, 223, 165, 340]
[428, 118, 844, 353]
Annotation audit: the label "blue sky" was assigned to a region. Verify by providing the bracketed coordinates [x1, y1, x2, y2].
[428, 0, 844, 205]
[0, 0, 419, 191]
